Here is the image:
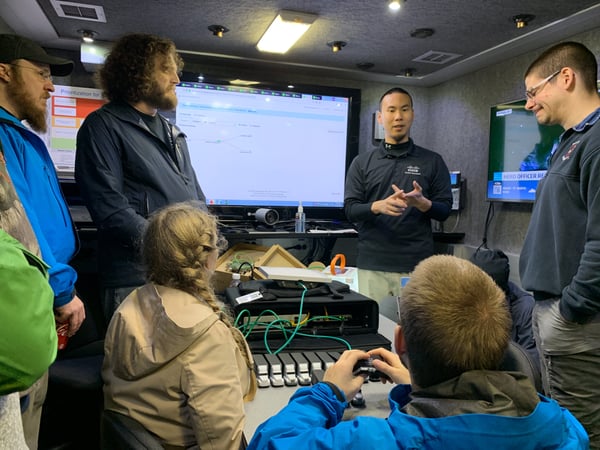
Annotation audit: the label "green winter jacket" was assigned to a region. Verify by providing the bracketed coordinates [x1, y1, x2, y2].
[0, 230, 57, 395]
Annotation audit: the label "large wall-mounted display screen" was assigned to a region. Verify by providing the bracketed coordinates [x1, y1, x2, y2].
[487, 99, 563, 203]
[173, 80, 361, 221]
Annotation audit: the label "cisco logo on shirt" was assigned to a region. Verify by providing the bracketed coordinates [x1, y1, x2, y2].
[405, 165, 421, 176]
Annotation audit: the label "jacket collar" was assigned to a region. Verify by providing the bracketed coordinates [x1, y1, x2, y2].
[101, 101, 185, 139]
[376, 138, 416, 159]
[0, 106, 49, 146]
[403, 370, 539, 418]
[0, 106, 26, 128]
[573, 106, 600, 132]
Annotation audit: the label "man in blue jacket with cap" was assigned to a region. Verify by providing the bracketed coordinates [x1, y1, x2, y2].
[0, 34, 85, 448]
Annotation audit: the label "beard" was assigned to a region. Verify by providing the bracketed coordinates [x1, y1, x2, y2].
[144, 80, 178, 111]
[7, 72, 49, 133]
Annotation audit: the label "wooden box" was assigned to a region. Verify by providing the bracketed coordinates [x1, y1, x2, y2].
[212, 243, 305, 293]
[252, 244, 305, 280]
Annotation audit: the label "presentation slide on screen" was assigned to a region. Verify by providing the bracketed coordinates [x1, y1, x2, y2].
[175, 83, 350, 207]
[41, 82, 351, 209]
[43, 85, 105, 177]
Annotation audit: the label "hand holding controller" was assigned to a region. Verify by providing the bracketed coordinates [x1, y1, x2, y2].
[352, 355, 389, 381]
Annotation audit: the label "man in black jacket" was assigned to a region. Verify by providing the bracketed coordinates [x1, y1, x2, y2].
[75, 33, 206, 325]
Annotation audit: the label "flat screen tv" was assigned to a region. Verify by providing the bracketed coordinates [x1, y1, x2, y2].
[42, 84, 105, 180]
[171, 78, 361, 223]
[486, 98, 563, 203]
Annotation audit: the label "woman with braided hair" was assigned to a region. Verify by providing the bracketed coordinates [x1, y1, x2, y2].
[102, 202, 256, 450]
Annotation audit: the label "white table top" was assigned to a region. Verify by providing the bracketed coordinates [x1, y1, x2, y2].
[244, 314, 398, 438]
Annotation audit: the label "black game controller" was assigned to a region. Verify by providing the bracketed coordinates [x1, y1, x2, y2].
[352, 355, 388, 381]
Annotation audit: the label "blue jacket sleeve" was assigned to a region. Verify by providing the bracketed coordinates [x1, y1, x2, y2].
[248, 383, 398, 450]
[37, 232, 77, 307]
[13, 186, 77, 307]
[247, 383, 343, 450]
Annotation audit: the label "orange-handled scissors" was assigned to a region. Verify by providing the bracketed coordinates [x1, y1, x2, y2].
[330, 253, 346, 275]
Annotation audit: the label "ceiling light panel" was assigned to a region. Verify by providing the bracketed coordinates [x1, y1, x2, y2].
[257, 10, 317, 54]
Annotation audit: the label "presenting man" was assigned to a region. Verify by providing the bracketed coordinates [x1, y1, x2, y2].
[0, 34, 85, 449]
[520, 41, 600, 448]
[248, 255, 587, 449]
[344, 87, 452, 302]
[76, 33, 207, 324]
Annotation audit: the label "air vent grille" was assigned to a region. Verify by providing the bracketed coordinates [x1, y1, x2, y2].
[412, 50, 461, 65]
[50, 0, 106, 22]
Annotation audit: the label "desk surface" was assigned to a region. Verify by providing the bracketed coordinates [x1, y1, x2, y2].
[244, 314, 398, 438]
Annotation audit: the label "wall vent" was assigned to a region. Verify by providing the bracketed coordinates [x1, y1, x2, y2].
[412, 50, 461, 65]
[49, 0, 106, 22]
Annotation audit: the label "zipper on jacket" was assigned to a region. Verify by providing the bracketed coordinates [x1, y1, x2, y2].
[169, 123, 184, 168]
[144, 192, 150, 217]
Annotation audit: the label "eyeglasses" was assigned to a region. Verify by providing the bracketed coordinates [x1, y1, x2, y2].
[525, 70, 560, 100]
[7, 63, 53, 82]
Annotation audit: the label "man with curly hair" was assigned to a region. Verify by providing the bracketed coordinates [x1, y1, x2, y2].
[75, 33, 207, 325]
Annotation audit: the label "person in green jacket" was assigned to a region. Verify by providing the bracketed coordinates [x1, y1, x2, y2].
[0, 143, 56, 448]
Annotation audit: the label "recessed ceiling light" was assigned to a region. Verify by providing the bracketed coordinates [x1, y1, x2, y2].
[395, 68, 416, 77]
[78, 29, 96, 43]
[208, 25, 229, 38]
[327, 41, 347, 53]
[512, 14, 535, 29]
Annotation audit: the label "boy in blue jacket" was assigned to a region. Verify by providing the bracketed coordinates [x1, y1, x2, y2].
[248, 255, 588, 449]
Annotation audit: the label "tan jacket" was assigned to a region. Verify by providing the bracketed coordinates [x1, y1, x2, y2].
[102, 283, 256, 450]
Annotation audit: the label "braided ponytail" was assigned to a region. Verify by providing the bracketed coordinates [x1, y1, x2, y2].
[143, 202, 255, 375]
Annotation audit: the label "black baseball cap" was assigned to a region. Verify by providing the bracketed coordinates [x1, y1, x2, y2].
[0, 34, 73, 77]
